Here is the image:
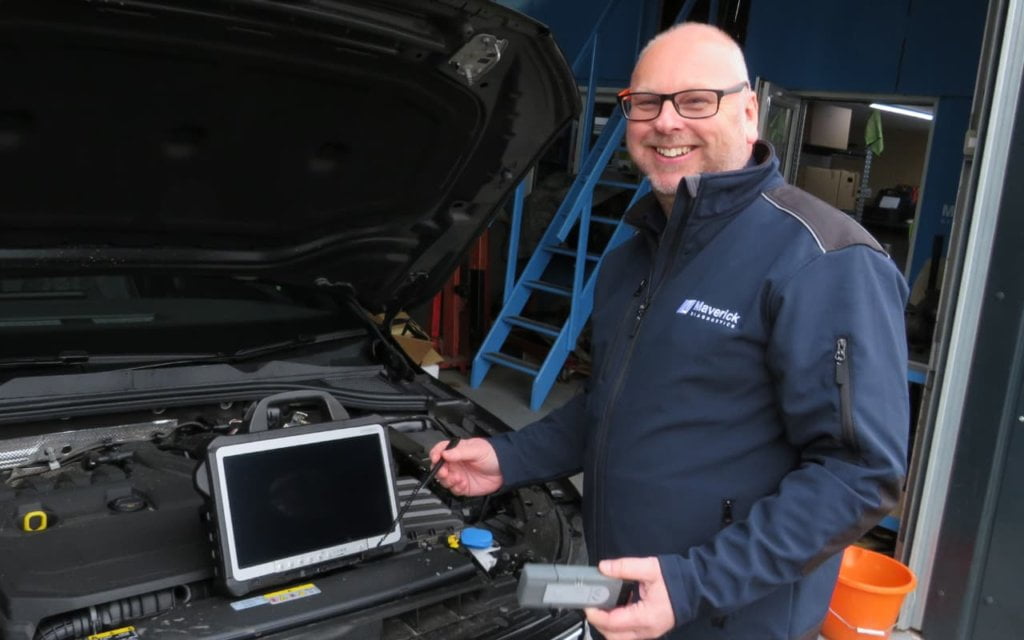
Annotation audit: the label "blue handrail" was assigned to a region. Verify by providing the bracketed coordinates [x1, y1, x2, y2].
[474, 0, 708, 410]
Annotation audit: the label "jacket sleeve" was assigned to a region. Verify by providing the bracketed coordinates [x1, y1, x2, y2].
[658, 244, 910, 625]
[485, 235, 639, 489]
[488, 391, 588, 489]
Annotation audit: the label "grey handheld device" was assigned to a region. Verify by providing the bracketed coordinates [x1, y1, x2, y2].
[516, 563, 637, 610]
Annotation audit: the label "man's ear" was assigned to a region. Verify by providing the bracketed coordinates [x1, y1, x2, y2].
[744, 92, 760, 143]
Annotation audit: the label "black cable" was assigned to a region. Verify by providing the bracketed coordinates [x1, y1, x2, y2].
[376, 437, 460, 548]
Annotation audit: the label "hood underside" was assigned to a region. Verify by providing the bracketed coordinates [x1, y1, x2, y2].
[0, 0, 578, 311]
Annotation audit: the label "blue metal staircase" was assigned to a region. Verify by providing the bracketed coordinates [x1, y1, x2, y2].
[469, 109, 650, 409]
[471, 0, 705, 410]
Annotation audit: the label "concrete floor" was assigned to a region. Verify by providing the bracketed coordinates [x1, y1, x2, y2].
[439, 365, 583, 430]
[440, 365, 585, 492]
[442, 366, 920, 640]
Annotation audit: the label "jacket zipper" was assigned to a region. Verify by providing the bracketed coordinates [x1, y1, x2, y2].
[711, 498, 731, 632]
[590, 315, 646, 559]
[834, 337, 859, 452]
[630, 195, 697, 337]
[632, 278, 648, 297]
[629, 277, 651, 337]
[583, 273, 649, 557]
[592, 276, 648, 384]
[720, 498, 735, 527]
[590, 196, 699, 560]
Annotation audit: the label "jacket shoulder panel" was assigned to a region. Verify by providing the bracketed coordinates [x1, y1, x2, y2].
[762, 185, 883, 254]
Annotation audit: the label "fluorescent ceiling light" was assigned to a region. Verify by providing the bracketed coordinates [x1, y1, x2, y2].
[869, 103, 934, 121]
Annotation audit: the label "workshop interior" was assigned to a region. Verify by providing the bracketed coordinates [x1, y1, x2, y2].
[0, 1, 1021, 640]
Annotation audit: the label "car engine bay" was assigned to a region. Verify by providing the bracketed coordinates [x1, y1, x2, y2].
[0, 381, 585, 640]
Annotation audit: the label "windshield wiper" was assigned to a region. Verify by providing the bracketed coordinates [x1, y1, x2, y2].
[0, 350, 181, 369]
[127, 330, 366, 370]
[0, 351, 91, 369]
[0, 331, 366, 371]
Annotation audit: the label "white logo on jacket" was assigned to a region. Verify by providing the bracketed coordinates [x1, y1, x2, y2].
[677, 298, 741, 329]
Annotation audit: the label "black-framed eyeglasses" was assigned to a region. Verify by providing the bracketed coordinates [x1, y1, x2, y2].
[617, 82, 749, 121]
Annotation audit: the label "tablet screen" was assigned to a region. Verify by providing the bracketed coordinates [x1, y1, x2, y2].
[211, 423, 400, 584]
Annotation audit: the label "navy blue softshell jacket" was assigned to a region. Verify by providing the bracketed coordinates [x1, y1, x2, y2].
[490, 143, 910, 639]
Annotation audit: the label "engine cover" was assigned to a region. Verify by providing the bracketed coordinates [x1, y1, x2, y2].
[0, 445, 212, 631]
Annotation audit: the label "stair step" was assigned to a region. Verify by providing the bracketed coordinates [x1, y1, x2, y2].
[505, 315, 562, 337]
[597, 178, 640, 190]
[524, 279, 573, 297]
[591, 215, 622, 226]
[544, 245, 601, 261]
[482, 351, 540, 376]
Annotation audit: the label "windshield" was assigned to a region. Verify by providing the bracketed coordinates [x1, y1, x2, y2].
[0, 275, 360, 363]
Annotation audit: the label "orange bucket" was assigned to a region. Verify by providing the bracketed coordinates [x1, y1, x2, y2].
[821, 546, 917, 640]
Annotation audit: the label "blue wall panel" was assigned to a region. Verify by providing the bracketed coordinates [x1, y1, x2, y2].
[744, 1, 909, 93]
[743, 0, 983, 99]
[899, 1, 987, 96]
[496, 0, 656, 87]
[908, 96, 970, 284]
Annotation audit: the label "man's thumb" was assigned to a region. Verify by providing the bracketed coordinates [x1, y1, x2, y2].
[598, 557, 661, 581]
[441, 438, 477, 461]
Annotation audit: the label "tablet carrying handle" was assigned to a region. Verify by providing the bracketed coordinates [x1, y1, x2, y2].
[246, 390, 349, 432]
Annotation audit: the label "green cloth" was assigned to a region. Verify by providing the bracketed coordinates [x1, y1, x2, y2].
[865, 110, 884, 155]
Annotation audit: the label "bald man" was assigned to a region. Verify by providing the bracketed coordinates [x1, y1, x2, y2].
[433, 23, 909, 640]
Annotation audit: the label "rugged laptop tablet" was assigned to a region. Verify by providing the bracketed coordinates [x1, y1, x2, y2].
[195, 417, 402, 596]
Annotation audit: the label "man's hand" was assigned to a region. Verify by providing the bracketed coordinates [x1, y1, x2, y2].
[429, 437, 503, 496]
[585, 557, 676, 640]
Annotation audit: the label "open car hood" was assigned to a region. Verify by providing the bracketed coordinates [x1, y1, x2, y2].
[0, 0, 578, 311]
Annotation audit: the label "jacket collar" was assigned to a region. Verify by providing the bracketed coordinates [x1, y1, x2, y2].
[625, 141, 783, 235]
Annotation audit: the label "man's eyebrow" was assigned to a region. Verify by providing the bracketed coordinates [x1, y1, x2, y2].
[628, 86, 692, 93]
[627, 81, 747, 93]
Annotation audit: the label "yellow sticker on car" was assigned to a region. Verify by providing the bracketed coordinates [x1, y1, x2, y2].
[230, 583, 322, 611]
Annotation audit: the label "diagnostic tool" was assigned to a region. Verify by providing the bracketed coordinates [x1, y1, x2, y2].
[516, 563, 637, 610]
[195, 415, 402, 596]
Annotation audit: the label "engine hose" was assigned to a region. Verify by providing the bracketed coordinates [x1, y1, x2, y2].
[35, 588, 177, 640]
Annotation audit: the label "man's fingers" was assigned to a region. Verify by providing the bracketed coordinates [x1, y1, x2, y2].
[429, 439, 457, 463]
[586, 557, 675, 640]
[428, 441, 445, 465]
[427, 438, 501, 497]
[442, 443, 473, 463]
[430, 443, 473, 491]
[598, 557, 662, 582]
[431, 438, 482, 464]
[585, 604, 648, 640]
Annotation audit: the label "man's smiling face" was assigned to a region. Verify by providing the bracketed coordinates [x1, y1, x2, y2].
[624, 25, 759, 206]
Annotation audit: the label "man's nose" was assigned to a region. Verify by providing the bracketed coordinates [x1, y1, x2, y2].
[650, 98, 687, 131]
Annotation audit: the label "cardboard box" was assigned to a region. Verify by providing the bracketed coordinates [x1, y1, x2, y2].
[798, 166, 840, 204]
[834, 170, 860, 211]
[391, 333, 444, 367]
[797, 166, 861, 211]
[374, 312, 444, 368]
[806, 104, 851, 150]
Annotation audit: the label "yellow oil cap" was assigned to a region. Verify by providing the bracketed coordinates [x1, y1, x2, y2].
[22, 510, 48, 532]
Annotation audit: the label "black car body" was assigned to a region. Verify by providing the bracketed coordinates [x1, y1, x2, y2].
[0, 1, 584, 638]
